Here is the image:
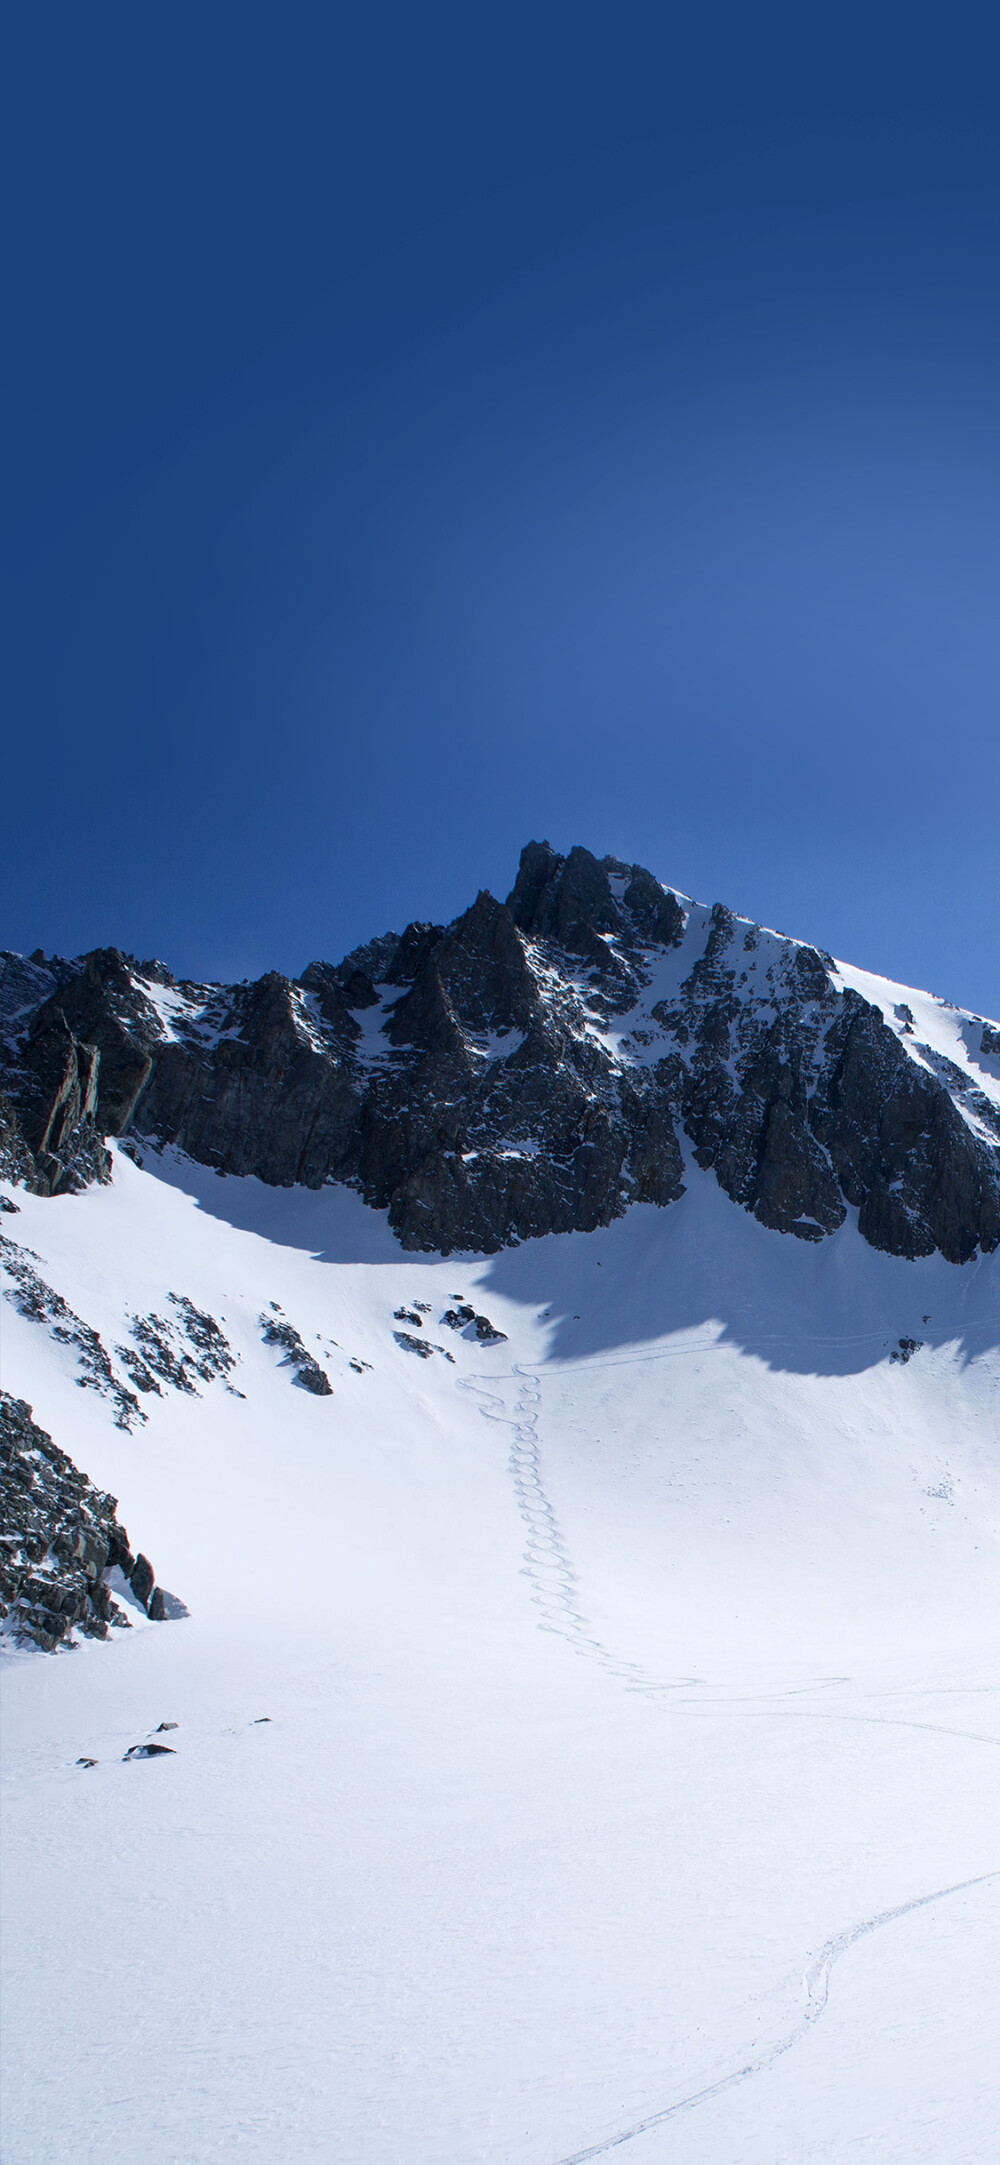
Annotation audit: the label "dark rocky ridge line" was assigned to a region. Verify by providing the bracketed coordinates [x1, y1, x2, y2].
[0, 1390, 180, 1652]
[2, 841, 999, 1265]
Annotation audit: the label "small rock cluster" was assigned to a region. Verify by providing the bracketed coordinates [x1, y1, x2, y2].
[390, 1301, 456, 1362]
[890, 1336, 924, 1364]
[441, 1300, 508, 1345]
[117, 1293, 238, 1398]
[390, 1330, 451, 1363]
[389, 1293, 506, 1358]
[0, 1390, 178, 1652]
[170, 1293, 236, 1378]
[393, 1329, 436, 1359]
[259, 1306, 333, 1395]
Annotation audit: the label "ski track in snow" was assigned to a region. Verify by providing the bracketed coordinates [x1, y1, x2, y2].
[552, 1868, 1000, 2165]
[462, 1361, 1000, 2165]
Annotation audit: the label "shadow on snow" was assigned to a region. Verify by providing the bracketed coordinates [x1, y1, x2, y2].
[133, 1143, 1000, 1379]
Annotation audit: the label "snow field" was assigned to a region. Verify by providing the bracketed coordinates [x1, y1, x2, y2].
[1, 1146, 998, 2163]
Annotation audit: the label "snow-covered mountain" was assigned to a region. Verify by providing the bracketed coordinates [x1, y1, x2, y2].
[2, 848, 998, 2165]
[4, 840, 999, 1259]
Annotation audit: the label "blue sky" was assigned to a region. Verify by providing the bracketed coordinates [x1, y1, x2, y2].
[3, 3, 999, 1015]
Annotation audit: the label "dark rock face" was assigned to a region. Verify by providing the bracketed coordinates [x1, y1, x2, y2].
[509, 840, 685, 974]
[0, 1391, 176, 1651]
[15, 1012, 109, 1197]
[2, 843, 998, 1265]
[808, 997, 1000, 1264]
[33, 949, 156, 1136]
[0, 1092, 37, 1190]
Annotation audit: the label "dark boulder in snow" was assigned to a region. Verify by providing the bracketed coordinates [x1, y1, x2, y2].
[129, 1554, 155, 1609]
[441, 1304, 507, 1344]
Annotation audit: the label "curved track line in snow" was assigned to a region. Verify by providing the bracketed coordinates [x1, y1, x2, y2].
[688, 1706, 1000, 1749]
[545, 1322, 997, 1377]
[551, 1869, 1000, 2165]
[461, 1361, 1000, 2163]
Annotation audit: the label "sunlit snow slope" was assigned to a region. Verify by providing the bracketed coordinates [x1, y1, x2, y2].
[2, 1140, 999, 2165]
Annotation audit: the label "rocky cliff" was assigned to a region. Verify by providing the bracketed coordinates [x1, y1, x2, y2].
[3, 843, 999, 1263]
[0, 1390, 177, 1651]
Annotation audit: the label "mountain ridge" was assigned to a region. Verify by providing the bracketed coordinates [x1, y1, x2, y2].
[3, 840, 999, 1264]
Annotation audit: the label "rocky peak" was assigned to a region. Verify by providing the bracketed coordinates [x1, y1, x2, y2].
[384, 921, 446, 987]
[391, 891, 540, 1043]
[508, 839, 686, 968]
[296, 962, 364, 1041]
[509, 841, 619, 958]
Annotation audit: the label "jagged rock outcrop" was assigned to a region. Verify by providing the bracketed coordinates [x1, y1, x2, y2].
[0, 1391, 176, 1651]
[509, 840, 685, 976]
[2, 841, 998, 1264]
[259, 1308, 333, 1395]
[2, 1230, 146, 1430]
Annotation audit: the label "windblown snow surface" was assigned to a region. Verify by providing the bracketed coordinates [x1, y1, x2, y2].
[1, 1139, 998, 2165]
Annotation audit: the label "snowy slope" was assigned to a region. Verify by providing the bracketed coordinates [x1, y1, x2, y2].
[1, 1141, 999, 2165]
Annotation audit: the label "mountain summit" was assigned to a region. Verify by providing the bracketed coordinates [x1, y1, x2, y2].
[3, 841, 999, 1262]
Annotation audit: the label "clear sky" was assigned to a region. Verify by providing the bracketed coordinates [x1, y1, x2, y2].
[3, 4, 999, 1016]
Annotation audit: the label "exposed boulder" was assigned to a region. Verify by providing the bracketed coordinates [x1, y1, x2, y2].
[440, 1303, 507, 1344]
